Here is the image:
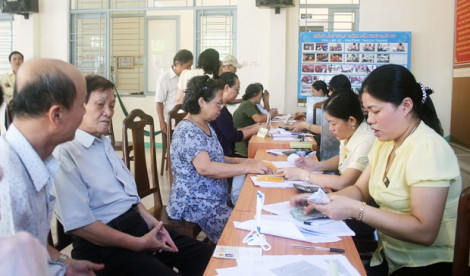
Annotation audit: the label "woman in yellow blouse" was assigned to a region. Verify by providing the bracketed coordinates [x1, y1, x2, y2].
[292, 64, 461, 275]
[279, 89, 375, 191]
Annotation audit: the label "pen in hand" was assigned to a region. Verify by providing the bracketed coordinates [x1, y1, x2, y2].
[292, 244, 345, 253]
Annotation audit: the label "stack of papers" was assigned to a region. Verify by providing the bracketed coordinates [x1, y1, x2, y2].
[216, 254, 360, 276]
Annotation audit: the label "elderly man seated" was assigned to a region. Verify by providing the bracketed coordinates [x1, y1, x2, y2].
[52, 74, 212, 276]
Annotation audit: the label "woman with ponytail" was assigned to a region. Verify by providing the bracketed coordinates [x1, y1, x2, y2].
[291, 65, 461, 275]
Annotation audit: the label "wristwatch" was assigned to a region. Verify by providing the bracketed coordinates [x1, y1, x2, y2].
[57, 254, 68, 264]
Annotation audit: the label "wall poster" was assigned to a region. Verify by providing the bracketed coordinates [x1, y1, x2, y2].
[298, 32, 411, 99]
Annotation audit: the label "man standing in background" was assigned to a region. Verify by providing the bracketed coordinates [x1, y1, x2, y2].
[0, 51, 24, 133]
[155, 49, 193, 138]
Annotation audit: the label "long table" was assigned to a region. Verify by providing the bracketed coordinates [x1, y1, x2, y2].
[246, 122, 317, 158]
[203, 150, 366, 275]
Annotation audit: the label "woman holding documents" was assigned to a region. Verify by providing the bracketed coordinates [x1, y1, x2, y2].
[167, 76, 269, 243]
[279, 89, 375, 191]
[233, 83, 278, 157]
[292, 65, 461, 275]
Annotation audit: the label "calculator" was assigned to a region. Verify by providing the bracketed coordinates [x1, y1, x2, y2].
[293, 183, 326, 193]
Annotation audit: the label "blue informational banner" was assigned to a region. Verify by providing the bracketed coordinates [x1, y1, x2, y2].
[298, 31, 411, 99]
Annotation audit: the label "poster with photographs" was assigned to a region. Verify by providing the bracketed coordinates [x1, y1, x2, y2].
[298, 32, 411, 98]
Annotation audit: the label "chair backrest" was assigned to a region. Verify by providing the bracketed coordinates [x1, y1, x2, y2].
[167, 104, 187, 142]
[166, 104, 188, 184]
[312, 99, 327, 124]
[122, 109, 163, 210]
[452, 186, 470, 276]
[318, 104, 339, 161]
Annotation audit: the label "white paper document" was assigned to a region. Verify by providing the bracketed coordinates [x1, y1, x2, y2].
[250, 176, 311, 188]
[262, 201, 356, 237]
[234, 214, 343, 243]
[216, 254, 360, 276]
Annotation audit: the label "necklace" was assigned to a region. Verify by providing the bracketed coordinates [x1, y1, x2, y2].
[382, 124, 418, 186]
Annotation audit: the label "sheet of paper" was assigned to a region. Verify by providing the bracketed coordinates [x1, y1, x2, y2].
[257, 127, 268, 138]
[234, 215, 341, 243]
[213, 246, 262, 259]
[250, 176, 310, 188]
[262, 201, 355, 237]
[270, 161, 295, 169]
[272, 135, 313, 142]
[216, 255, 360, 276]
[234, 216, 307, 242]
[266, 149, 289, 156]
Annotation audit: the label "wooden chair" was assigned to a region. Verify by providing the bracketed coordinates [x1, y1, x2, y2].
[160, 131, 167, 176]
[122, 109, 201, 239]
[166, 104, 188, 185]
[452, 186, 470, 276]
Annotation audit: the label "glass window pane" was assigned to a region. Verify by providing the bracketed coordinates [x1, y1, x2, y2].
[111, 15, 144, 95]
[198, 12, 234, 59]
[71, 0, 108, 9]
[70, 14, 106, 75]
[196, 0, 236, 6]
[300, 0, 359, 4]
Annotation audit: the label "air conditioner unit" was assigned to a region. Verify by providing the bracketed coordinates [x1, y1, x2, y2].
[256, 0, 294, 14]
[1, 0, 39, 19]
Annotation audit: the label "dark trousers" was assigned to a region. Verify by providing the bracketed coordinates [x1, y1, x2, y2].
[71, 205, 213, 276]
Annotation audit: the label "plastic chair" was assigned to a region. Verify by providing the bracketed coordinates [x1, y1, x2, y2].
[122, 109, 200, 238]
[452, 186, 470, 276]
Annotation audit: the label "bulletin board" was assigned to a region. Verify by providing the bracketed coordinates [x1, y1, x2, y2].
[451, 0, 470, 147]
[298, 31, 411, 99]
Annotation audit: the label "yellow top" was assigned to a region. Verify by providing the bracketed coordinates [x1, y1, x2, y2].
[338, 122, 375, 174]
[368, 121, 461, 274]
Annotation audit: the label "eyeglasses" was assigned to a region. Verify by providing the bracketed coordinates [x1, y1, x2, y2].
[210, 101, 224, 109]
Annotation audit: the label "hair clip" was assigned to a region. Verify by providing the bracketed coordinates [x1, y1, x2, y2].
[418, 82, 433, 104]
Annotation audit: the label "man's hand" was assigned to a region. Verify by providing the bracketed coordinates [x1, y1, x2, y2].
[140, 222, 178, 253]
[65, 259, 104, 276]
[160, 121, 168, 135]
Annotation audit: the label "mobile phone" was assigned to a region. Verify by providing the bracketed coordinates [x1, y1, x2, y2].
[293, 183, 325, 193]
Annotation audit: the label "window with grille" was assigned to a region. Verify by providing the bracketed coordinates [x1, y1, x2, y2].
[0, 15, 13, 73]
[69, 0, 237, 96]
[297, 0, 359, 104]
[196, 9, 236, 62]
[299, 0, 359, 33]
[70, 13, 106, 76]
